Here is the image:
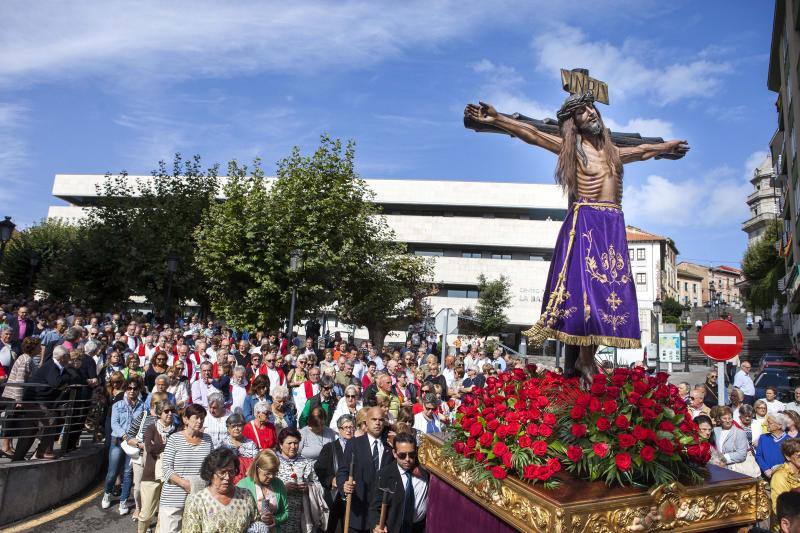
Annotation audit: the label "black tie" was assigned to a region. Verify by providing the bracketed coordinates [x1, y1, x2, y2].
[372, 440, 379, 471]
[402, 471, 415, 532]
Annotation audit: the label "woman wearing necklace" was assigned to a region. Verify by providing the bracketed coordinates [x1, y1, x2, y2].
[299, 407, 336, 462]
[275, 427, 322, 533]
[243, 401, 278, 451]
[267, 386, 297, 432]
[237, 449, 289, 532]
[144, 351, 169, 392]
[137, 400, 177, 533]
[181, 447, 258, 533]
[157, 404, 213, 532]
[755, 412, 790, 479]
[220, 413, 259, 483]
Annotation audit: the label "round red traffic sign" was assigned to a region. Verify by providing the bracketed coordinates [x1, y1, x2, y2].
[697, 319, 743, 361]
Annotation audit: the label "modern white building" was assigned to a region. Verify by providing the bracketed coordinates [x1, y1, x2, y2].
[49, 174, 567, 347]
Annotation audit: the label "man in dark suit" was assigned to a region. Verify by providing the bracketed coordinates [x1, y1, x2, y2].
[338, 407, 394, 532]
[7, 306, 34, 353]
[315, 414, 356, 533]
[370, 432, 428, 533]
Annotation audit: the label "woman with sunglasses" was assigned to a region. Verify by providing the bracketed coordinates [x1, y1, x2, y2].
[329, 384, 363, 430]
[137, 400, 177, 533]
[144, 351, 170, 392]
[102, 377, 145, 515]
[237, 449, 289, 532]
[165, 364, 190, 409]
[181, 447, 258, 533]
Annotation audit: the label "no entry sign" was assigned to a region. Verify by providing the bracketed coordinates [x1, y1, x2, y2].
[698, 320, 743, 361]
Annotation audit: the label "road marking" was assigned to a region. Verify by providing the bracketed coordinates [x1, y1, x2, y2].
[2, 483, 103, 532]
[703, 335, 738, 344]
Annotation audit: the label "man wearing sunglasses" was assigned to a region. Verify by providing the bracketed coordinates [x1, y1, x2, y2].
[299, 375, 337, 428]
[370, 432, 429, 533]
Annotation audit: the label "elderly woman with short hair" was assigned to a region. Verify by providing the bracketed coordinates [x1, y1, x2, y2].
[713, 405, 754, 475]
[738, 403, 763, 448]
[204, 392, 231, 448]
[756, 412, 791, 478]
[220, 412, 259, 483]
[165, 364, 190, 409]
[275, 427, 323, 532]
[181, 447, 258, 533]
[268, 386, 296, 432]
[329, 384, 362, 430]
[243, 374, 272, 422]
[244, 401, 278, 450]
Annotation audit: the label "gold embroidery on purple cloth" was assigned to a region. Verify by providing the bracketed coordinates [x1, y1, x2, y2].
[606, 291, 622, 311]
[583, 292, 591, 322]
[600, 309, 630, 333]
[583, 230, 630, 286]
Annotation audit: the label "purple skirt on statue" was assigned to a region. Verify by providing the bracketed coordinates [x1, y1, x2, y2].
[524, 199, 641, 349]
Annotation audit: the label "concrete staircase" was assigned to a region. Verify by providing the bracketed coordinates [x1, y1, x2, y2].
[685, 307, 793, 365]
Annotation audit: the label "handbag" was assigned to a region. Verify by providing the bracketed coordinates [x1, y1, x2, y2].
[121, 438, 141, 460]
[728, 451, 761, 477]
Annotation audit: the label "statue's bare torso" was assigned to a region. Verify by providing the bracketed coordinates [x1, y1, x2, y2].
[576, 141, 622, 203]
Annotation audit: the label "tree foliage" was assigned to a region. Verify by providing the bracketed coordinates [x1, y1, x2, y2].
[661, 296, 684, 321]
[196, 135, 431, 336]
[742, 220, 786, 311]
[472, 274, 512, 338]
[85, 154, 219, 314]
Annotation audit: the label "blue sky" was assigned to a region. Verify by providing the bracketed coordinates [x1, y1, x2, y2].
[0, 1, 776, 268]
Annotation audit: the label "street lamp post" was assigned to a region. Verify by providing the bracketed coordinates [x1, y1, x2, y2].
[709, 280, 717, 319]
[287, 249, 303, 338]
[28, 252, 40, 296]
[682, 323, 691, 372]
[165, 253, 178, 325]
[0, 216, 15, 267]
[653, 298, 662, 373]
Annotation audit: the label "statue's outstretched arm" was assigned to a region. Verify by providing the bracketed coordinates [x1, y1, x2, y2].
[464, 102, 562, 155]
[619, 140, 690, 164]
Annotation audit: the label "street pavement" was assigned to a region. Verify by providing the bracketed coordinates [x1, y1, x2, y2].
[10, 487, 133, 533]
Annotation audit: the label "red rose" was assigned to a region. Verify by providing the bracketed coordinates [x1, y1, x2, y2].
[547, 457, 562, 473]
[658, 421, 675, 433]
[518, 435, 532, 449]
[507, 422, 521, 436]
[596, 417, 611, 431]
[602, 400, 618, 415]
[479, 432, 493, 447]
[570, 406, 585, 420]
[631, 425, 648, 441]
[469, 422, 483, 438]
[532, 440, 548, 457]
[627, 392, 641, 406]
[618, 433, 636, 448]
[536, 395, 550, 408]
[475, 451, 485, 462]
[615, 452, 632, 472]
[593, 442, 609, 458]
[528, 407, 542, 420]
[653, 385, 669, 399]
[590, 379, 606, 396]
[656, 438, 674, 455]
[614, 415, 629, 430]
[589, 397, 602, 413]
[575, 393, 591, 408]
[526, 423, 539, 437]
[641, 408, 657, 421]
[491, 466, 507, 480]
[492, 441, 509, 458]
[454, 442, 466, 454]
[502, 452, 513, 468]
[606, 385, 621, 398]
[486, 419, 500, 431]
[611, 373, 627, 387]
[571, 423, 587, 438]
[535, 466, 553, 481]
[640, 445, 655, 463]
[523, 464, 538, 480]
[567, 445, 583, 462]
[543, 412, 557, 426]
[632, 380, 648, 395]
[466, 437, 476, 450]
[538, 424, 554, 438]
[639, 397, 655, 409]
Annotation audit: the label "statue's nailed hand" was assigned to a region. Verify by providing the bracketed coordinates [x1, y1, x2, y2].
[669, 140, 690, 155]
[464, 101, 497, 124]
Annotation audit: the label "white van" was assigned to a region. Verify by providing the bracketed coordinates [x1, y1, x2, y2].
[595, 344, 657, 370]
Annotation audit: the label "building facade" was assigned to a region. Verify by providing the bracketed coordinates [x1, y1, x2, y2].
[677, 266, 704, 307]
[768, 0, 800, 342]
[708, 265, 744, 308]
[742, 154, 780, 245]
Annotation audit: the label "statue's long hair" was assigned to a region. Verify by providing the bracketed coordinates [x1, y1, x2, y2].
[555, 108, 622, 202]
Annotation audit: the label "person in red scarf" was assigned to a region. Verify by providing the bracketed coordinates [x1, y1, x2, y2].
[173, 344, 201, 383]
[243, 401, 277, 450]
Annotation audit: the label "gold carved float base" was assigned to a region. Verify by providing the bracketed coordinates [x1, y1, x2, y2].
[419, 433, 769, 533]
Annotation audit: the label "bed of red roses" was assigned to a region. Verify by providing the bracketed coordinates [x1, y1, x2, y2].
[444, 365, 711, 489]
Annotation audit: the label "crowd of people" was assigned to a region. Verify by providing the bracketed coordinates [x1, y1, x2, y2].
[0, 297, 521, 533]
[677, 363, 800, 517]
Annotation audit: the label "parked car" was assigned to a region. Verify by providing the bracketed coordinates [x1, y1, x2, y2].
[595, 345, 657, 371]
[753, 371, 800, 403]
[762, 361, 800, 370]
[755, 353, 797, 372]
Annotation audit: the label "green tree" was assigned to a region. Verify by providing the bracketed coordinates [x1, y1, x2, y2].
[336, 243, 436, 349]
[661, 296, 684, 321]
[196, 136, 396, 331]
[473, 274, 512, 339]
[87, 154, 220, 315]
[742, 220, 786, 311]
[0, 219, 81, 299]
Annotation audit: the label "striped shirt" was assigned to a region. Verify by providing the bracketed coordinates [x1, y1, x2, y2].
[159, 431, 213, 508]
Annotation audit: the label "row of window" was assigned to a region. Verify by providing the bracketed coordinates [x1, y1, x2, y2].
[628, 248, 647, 261]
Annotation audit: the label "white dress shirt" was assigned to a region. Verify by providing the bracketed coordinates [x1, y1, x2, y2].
[733, 370, 755, 396]
[398, 464, 428, 523]
[367, 434, 385, 470]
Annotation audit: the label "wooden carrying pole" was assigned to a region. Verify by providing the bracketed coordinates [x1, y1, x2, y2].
[343, 453, 355, 532]
[378, 488, 391, 529]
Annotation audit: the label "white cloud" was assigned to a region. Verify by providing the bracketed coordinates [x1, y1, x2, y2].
[532, 25, 731, 105]
[603, 117, 675, 139]
[743, 150, 769, 180]
[0, 103, 29, 202]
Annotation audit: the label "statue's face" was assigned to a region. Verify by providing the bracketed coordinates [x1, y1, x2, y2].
[574, 104, 602, 136]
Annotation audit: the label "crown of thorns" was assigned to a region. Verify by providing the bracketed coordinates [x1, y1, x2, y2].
[556, 91, 595, 124]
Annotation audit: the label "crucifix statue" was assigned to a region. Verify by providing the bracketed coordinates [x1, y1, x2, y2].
[464, 68, 689, 382]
